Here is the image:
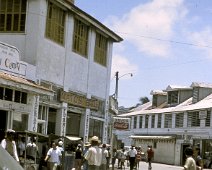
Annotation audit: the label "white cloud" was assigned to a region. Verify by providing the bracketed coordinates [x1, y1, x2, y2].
[105, 0, 187, 57]
[188, 27, 212, 58]
[111, 54, 138, 79]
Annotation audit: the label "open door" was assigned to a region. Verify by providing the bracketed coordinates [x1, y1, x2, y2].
[0, 110, 7, 142]
[181, 143, 190, 166]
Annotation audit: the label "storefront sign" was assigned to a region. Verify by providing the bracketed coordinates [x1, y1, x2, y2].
[60, 91, 100, 110]
[0, 42, 27, 76]
[113, 117, 130, 130]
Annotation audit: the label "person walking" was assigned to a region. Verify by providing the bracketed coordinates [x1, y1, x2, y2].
[135, 147, 142, 169]
[147, 145, 154, 169]
[1, 129, 19, 162]
[82, 142, 91, 170]
[75, 144, 83, 170]
[128, 146, 137, 170]
[106, 147, 111, 169]
[44, 141, 62, 170]
[100, 144, 109, 170]
[111, 148, 117, 170]
[183, 147, 196, 170]
[84, 136, 102, 170]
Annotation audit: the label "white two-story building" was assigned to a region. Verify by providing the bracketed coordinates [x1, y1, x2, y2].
[0, 0, 122, 144]
[116, 82, 212, 167]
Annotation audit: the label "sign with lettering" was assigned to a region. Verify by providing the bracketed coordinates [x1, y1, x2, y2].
[60, 90, 100, 110]
[113, 117, 130, 130]
[0, 42, 27, 76]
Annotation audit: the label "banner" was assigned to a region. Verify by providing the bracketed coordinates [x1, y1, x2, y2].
[113, 117, 130, 130]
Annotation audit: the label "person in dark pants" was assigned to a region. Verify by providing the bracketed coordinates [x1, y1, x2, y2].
[147, 145, 154, 169]
[128, 146, 137, 170]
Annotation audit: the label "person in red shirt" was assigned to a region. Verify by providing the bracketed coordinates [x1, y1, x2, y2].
[147, 145, 154, 169]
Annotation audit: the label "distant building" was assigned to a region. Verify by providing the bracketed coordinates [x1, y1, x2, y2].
[0, 0, 122, 143]
[115, 82, 212, 167]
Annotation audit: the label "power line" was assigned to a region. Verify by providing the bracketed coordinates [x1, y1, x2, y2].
[115, 31, 212, 49]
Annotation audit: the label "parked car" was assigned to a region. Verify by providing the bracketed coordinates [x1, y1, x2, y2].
[0, 145, 23, 170]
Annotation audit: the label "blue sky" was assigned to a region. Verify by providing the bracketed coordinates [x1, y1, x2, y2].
[76, 0, 212, 107]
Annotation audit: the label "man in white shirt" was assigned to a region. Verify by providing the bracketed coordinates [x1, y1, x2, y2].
[85, 136, 102, 170]
[128, 146, 137, 170]
[45, 142, 62, 170]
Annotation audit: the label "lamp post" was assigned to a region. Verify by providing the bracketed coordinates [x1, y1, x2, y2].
[110, 71, 133, 153]
[114, 71, 133, 100]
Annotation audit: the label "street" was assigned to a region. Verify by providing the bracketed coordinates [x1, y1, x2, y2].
[111, 161, 211, 170]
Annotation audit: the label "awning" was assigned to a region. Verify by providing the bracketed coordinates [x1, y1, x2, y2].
[130, 135, 175, 140]
[65, 136, 81, 141]
[0, 72, 53, 96]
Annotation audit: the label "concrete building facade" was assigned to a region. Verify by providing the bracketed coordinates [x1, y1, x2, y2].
[0, 0, 122, 144]
[116, 83, 212, 168]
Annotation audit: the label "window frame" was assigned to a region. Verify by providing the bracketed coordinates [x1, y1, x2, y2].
[94, 32, 108, 67]
[45, 2, 66, 45]
[72, 18, 89, 57]
[0, 0, 26, 32]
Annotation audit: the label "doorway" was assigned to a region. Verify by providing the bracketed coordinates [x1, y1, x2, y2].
[181, 143, 191, 166]
[0, 110, 7, 142]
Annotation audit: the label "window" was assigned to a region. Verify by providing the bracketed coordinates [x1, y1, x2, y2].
[4, 88, 13, 101]
[89, 119, 103, 140]
[73, 18, 89, 56]
[94, 32, 108, 66]
[47, 108, 57, 134]
[13, 112, 28, 131]
[14, 90, 27, 104]
[133, 116, 137, 129]
[168, 91, 178, 105]
[164, 114, 172, 128]
[151, 115, 155, 128]
[205, 110, 211, 127]
[139, 116, 143, 128]
[45, 2, 65, 45]
[145, 115, 148, 128]
[38, 105, 48, 121]
[0, 0, 26, 32]
[175, 113, 184, 128]
[158, 114, 162, 128]
[187, 111, 200, 127]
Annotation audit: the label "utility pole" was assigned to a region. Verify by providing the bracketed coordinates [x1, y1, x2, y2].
[115, 71, 119, 99]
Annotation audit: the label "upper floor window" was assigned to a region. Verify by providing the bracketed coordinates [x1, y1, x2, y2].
[145, 115, 148, 128]
[187, 111, 200, 127]
[175, 112, 184, 128]
[164, 114, 172, 128]
[133, 116, 137, 129]
[94, 32, 108, 66]
[151, 115, 155, 128]
[0, 86, 27, 104]
[205, 110, 211, 127]
[73, 18, 89, 57]
[139, 115, 143, 128]
[158, 114, 162, 128]
[45, 2, 65, 45]
[168, 91, 178, 105]
[0, 0, 26, 32]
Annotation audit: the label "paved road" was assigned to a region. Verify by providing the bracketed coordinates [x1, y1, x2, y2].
[112, 161, 211, 170]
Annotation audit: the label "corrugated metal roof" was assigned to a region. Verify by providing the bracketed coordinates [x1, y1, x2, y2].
[118, 93, 212, 116]
[0, 72, 53, 95]
[191, 82, 212, 88]
[165, 85, 192, 91]
[130, 135, 175, 140]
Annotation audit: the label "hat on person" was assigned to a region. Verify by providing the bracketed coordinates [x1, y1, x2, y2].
[84, 142, 91, 147]
[78, 144, 82, 147]
[58, 141, 63, 146]
[6, 129, 15, 134]
[90, 136, 99, 142]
